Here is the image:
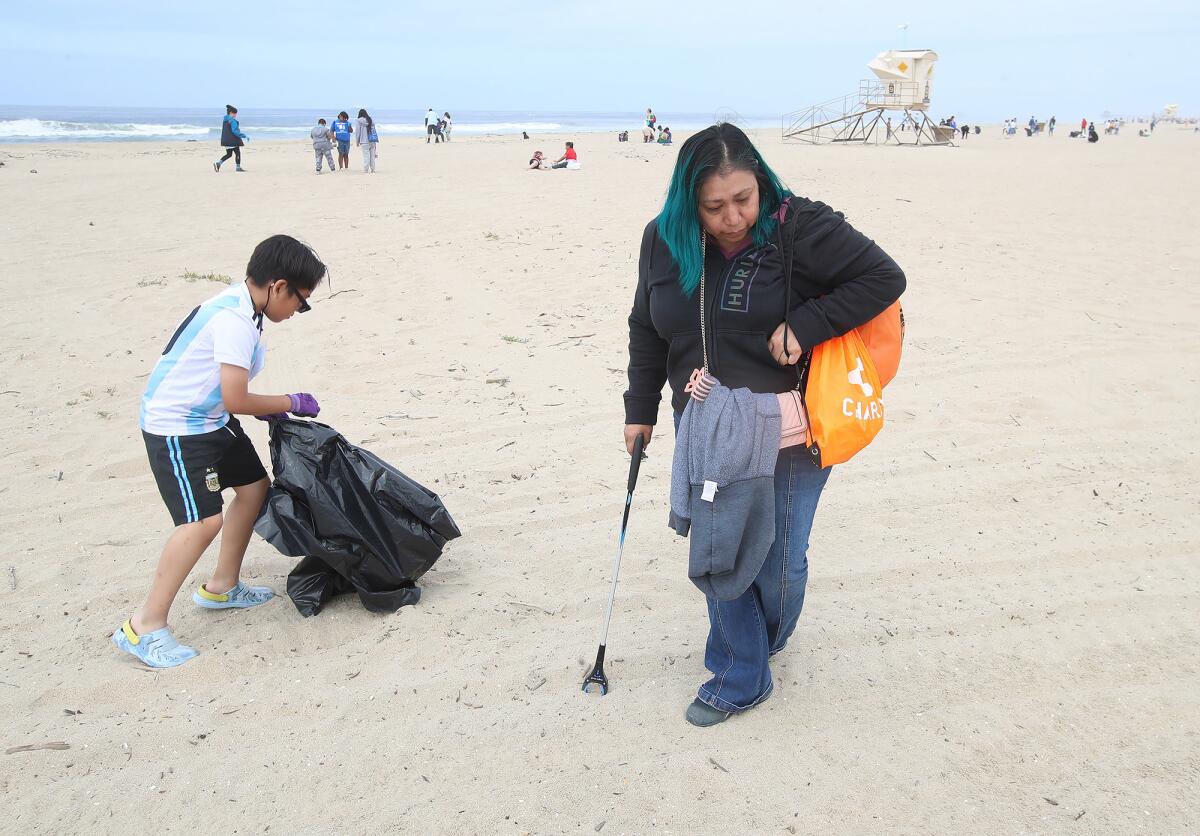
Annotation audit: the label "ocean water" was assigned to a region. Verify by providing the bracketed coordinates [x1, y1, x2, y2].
[0, 106, 776, 143]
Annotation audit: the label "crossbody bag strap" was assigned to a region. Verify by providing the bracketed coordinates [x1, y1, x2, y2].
[699, 230, 710, 374]
[777, 198, 819, 459]
[776, 198, 809, 392]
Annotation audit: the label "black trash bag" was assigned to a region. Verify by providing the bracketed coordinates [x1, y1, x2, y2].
[254, 418, 461, 616]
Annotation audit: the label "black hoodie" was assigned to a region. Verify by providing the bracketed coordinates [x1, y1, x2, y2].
[624, 196, 906, 425]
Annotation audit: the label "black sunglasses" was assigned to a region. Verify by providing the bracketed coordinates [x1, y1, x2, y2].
[281, 281, 311, 313]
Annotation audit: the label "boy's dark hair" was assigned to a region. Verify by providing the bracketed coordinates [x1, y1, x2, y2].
[338, 111, 349, 119]
[226, 104, 237, 114]
[246, 235, 327, 292]
[318, 118, 327, 125]
[566, 141, 574, 148]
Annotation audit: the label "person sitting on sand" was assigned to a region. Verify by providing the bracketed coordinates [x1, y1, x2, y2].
[550, 141, 578, 169]
[528, 150, 548, 170]
[1088, 122, 1099, 143]
[657, 126, 673, 145]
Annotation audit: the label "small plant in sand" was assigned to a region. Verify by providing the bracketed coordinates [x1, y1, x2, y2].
[501, 335, 530, 344]
[181, 270, 233, 284]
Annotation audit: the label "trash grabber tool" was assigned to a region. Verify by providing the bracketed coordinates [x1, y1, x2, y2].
[582, 432, 646, 695]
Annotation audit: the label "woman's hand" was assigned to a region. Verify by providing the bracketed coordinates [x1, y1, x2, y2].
[768, 322, 804, 366]
[624, 424, 653, 455]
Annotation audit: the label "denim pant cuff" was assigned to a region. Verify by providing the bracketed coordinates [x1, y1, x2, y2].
[698, 680, 774, 714]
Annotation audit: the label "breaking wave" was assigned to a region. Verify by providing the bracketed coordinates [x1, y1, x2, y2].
[0, 119, 210, 140]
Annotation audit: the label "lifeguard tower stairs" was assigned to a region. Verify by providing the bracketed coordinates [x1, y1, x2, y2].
[783, 49, 953, 146]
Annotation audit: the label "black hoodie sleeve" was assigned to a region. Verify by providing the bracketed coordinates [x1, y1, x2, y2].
[624, 221, 670, 425]
[785, 200, 906, 350]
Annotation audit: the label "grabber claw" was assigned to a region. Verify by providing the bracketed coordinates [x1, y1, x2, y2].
[581, 645, 609, 695]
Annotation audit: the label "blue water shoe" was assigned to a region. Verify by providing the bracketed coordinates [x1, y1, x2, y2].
[193, 581, 274, 610]
[112, 620, 198, 668]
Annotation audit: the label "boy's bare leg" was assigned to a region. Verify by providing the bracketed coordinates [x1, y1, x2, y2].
[206, 478, 269, 594]
[132, 514, 223, 633]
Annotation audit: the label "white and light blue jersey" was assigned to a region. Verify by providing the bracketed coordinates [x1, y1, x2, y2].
[140, 283, 265, 436]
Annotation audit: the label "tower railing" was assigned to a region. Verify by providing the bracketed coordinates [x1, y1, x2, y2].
[782, 78, 947, 146]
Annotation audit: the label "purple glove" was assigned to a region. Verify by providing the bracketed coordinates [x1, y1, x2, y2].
[288, 393, 320, 418]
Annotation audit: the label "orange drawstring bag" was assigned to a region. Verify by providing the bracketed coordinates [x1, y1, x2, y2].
[777, 201, 904, 469]
[856, 300, 904, 389]
[802, 327, 886, 467]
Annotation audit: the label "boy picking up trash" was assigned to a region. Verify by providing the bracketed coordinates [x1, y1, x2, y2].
[113, 234, 326, 668]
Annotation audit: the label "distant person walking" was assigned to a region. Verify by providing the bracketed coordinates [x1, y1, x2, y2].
[442, 112, 453, 141]
[425, 108, 440, 143]
[1048, 115, 1056, 136]
[310, 118, 335, 174]
[356, 109, 378, 173]
[331, 112, 353, 169]
[214, 105, 248, 173]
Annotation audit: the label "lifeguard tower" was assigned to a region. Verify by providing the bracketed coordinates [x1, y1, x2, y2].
[783, 49, 952, 145]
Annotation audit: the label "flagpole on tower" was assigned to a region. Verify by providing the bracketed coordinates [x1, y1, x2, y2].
[898, 22, 910, 48]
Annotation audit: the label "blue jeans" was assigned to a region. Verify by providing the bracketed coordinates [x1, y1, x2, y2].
[673, 412, 831, 713]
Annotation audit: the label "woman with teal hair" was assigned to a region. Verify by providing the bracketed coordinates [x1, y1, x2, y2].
[623, 123, 905, 726]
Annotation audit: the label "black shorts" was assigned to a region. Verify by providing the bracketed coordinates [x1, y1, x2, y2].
[143, 416, 268, 526]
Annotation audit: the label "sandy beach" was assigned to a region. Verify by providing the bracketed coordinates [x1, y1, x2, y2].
[0, 124, 1197, 833]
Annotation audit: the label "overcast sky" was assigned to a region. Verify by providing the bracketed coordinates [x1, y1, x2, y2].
[3, 0, 1195, 120]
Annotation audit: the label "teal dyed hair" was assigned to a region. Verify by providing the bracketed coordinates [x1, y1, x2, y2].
[656, 123, 792, 296]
